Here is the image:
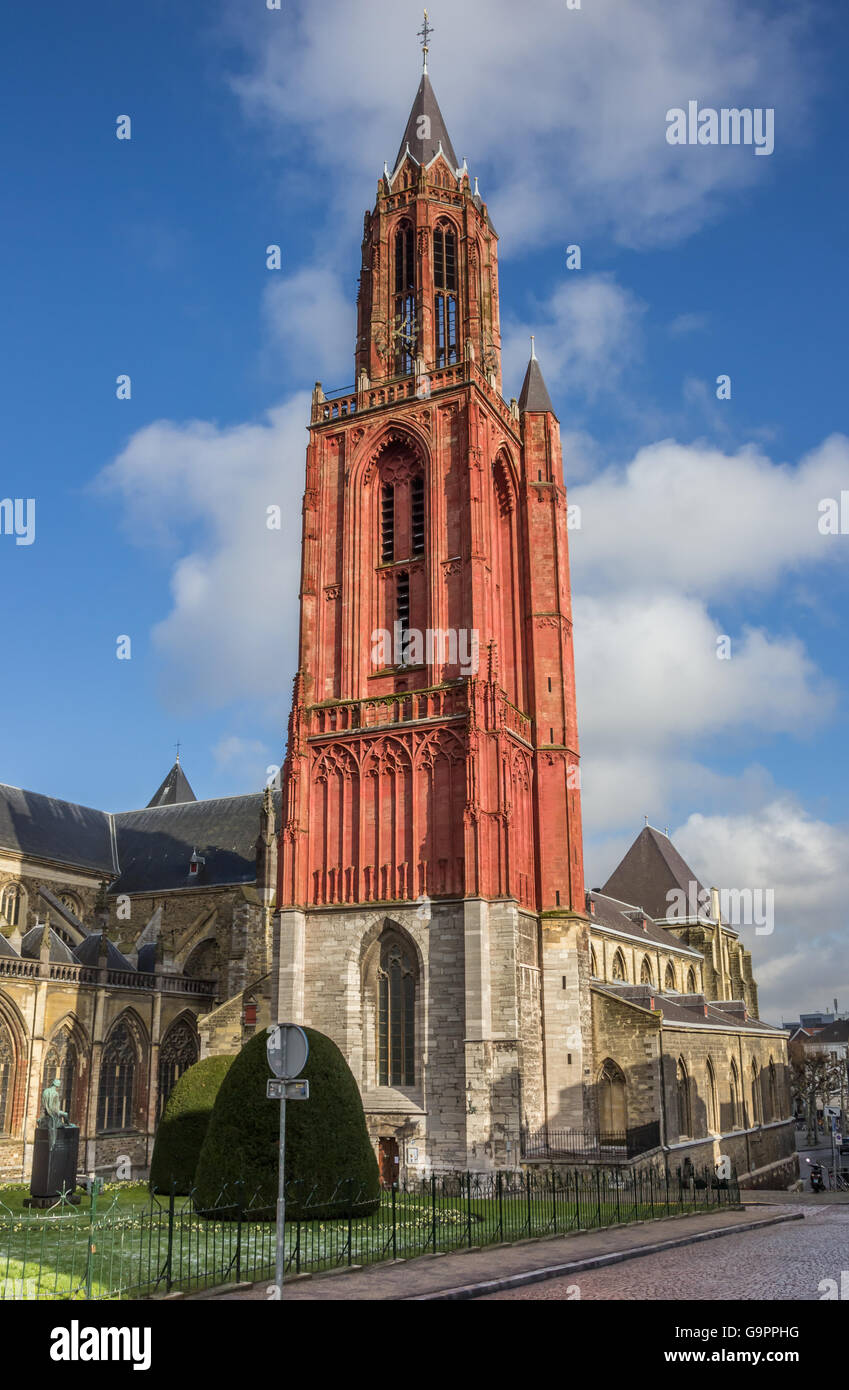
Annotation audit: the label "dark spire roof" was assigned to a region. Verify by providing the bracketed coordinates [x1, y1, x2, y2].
[518, 350, 557, 417]
[601, 826, 708, 921]
[394, 72, 459, 173]
[146, 760, 197, 809]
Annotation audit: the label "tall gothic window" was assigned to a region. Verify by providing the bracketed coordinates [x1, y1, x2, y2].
[729, 1059, 740, 1128]
[0, 1021, 14, 1134]
[640, 956, 653, 985]
[378, 933, 416, 1086]
[768, 1058, 778, 1122]
[706, 1058, 718, 1133]
[611, 950, 626, 982]
[411, 475, 425, 555]
[677, 1058, 692, 1138]
[751, 1058, 761, 1124]
[686, 967, 697, 993]
[598, 1058, 627, 1134]
[395, 570, 410, 648]
[433, 222, 458, 367]
[0, 882, 23, 927]
[97, 1020, 138, 1132]
[43, 1027, 78, 1123]
[664, 961, 676, 990]
[158, 1018, 198, 1119]
[394, 221, 416, 375]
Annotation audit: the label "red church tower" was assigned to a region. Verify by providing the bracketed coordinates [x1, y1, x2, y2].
[275, 43, 593, 1170]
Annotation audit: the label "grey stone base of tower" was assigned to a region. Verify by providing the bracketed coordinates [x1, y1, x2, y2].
[272, 897, 594, 1176]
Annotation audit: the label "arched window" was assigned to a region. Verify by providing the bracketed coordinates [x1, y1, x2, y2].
[43, 1027, 79, 1124]
[611, 950, 627, 982]
[433, 221, 458, 367]
[0, 1020, 14, 1135]
[0, 882, 24, 928]
[158, 1018, 198, 1119]
[750, 1059, 761, 1124]
[97, 1020, 138, 1132]
[589, 946, 599, 978]
[664, 960, 676, 991]
[768, 1057, 778, 1122]
[394, 220, 416, 374]
[677, 1058, 692, 1138]
[729, 1059, 740, 1128]
[686, 967, 697, 993]
[377, 932, 416, 1086]
[640, 956, 653, 985]
[598, 1058, 627, 1135]
[705, 1058, 718, 1133]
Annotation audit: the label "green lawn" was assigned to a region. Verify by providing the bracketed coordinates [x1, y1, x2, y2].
[0, 1178, 729, 1300]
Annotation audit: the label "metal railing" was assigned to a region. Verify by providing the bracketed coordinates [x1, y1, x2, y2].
[521, 1122, 663, 1161]
[0, 1160, 738, 1300]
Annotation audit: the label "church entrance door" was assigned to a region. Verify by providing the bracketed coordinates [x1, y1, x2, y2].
[378, 1136, 399, 1188]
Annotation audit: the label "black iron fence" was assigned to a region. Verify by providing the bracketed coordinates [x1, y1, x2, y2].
[0, 1161, 738, 1301]
[520, 1122, 662, 1160]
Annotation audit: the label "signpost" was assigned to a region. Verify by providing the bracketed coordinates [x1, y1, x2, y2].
[266, 1024, 310, 1301]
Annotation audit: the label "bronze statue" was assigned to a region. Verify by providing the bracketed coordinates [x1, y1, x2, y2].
[39, 1076, 73, 1150]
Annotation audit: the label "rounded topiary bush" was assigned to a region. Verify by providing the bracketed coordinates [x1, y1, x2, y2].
[193, 1027, 380, 1220]
[149, 1055, 234, 1195]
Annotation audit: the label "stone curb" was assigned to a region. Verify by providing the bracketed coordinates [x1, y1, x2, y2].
[405, 1211, 805, 1301]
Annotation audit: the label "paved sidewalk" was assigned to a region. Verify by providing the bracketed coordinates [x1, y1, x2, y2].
[197, 1203, 802, 1303]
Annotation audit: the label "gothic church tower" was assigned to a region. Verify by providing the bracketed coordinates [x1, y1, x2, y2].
[274, 42, 592, 1169]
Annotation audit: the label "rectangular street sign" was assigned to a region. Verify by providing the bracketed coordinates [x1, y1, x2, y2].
[267, 1078, 310, 1101]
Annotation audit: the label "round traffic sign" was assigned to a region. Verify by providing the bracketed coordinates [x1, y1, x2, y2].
[266, 1024, 309, 1080]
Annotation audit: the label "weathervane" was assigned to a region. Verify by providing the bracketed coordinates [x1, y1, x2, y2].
[175, 740, 181, 765]
[418, 9, 433, 72]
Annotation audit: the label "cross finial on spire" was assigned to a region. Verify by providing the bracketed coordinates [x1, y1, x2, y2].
[530, 334, 537, 361]
[175, 740, 181, 765]
[418, 9, 433, 73]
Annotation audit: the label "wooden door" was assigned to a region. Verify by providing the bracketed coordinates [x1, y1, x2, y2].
[378, 1136, 399, 1188]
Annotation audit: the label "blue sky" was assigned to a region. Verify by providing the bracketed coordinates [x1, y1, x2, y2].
[1, 0, 847, 1017]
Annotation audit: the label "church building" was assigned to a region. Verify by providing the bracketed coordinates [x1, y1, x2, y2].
[0, 51, 796, 1191]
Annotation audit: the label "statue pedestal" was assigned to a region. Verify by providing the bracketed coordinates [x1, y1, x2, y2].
[25, 1124, 80, 1205]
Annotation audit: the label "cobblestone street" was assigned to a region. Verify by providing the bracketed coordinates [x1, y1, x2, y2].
[481, 1205, 849, 1300]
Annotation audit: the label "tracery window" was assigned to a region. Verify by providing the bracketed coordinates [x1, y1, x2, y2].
[0, 882, 23, 928]
[378, 933, 416, 1086]
[158, 1018, 198, 1118]
[640, 956, 653, 985]
[730, 1059, 741, 1128]
[97, 1020, 138, 1132]
[751, 1059, 761, 1124]
[706, 1058, 718, 1133]
[0, 1022, 14, 1134]
[394, 221, 417, 375]
[664, 961, 676, 990]
[686, 967, 697, 993]
[43, 1027, 78, 1122]
[611, 950, 626, 982]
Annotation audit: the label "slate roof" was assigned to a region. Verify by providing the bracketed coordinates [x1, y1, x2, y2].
[20, 925, 77, 964]
[588, 890, 703, 958]
[0, 934, 20, 958]
[602, 825, 708, 921]
[518, 355, 557, 417]
[0, 784, 115, 874]
[73, 933, 133, 970]
[394, 72, 459, 172]
[596, 982, 786, 1035]
[110, 793, 278, 895]
[146, 761, 197, 808]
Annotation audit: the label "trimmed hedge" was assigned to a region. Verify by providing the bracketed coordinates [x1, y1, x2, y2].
[193, 1027, 380, 1220]
[149, 1055, 234, 1195]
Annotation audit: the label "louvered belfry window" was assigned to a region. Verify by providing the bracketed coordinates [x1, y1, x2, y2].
[434, 222, 458, 367]
[394, 221, 416, 375]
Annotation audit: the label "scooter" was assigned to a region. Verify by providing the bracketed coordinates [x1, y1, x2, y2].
[806, 1159, 826, 1192]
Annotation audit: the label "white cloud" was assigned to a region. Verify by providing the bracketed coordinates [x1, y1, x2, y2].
[570, 433, 849, 599]
[502, 274, 645, 400]
[224, 0, 816, 251]
[97, 397, 311, 713]
[262, 266, 356, 386]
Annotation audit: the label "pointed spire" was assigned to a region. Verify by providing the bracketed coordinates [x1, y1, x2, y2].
[518, 347, 557, 417]
[394, 70, 459, 173]
[146, 758, 197, 808]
